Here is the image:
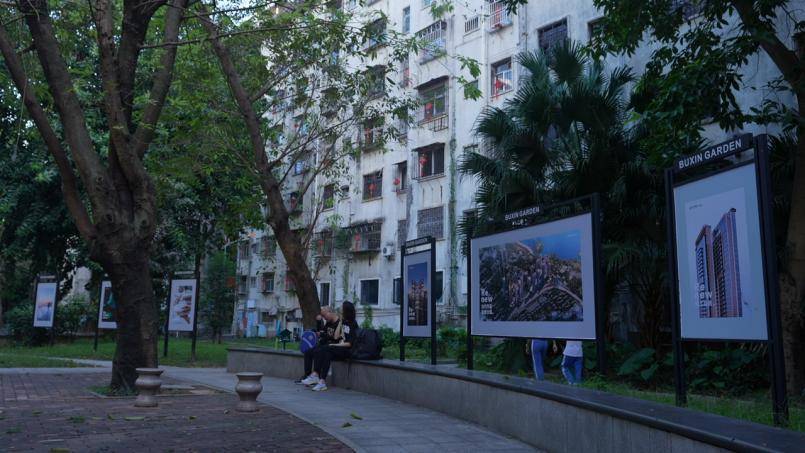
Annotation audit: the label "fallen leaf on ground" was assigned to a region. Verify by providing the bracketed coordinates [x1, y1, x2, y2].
[188, 416, 196, 420]
[123, 416, 145, 421]
[349, 413, 362, 420]
[32, 410, 42, 416]
[341, 422, 352, 428]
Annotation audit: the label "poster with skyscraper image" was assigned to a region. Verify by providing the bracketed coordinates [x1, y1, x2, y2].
[673, 163, 768, 340]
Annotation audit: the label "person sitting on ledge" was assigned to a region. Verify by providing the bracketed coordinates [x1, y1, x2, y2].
[305, 301, 358, 392]
[296, 306, 341, 385]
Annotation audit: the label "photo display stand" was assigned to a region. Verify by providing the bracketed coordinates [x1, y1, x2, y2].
[94, 277, 116, 352]
[163, 271, 200, 361]
[466, 194, 606, 374]
[399, 236, 437, 365]
[665, 134, 788, 426]
[32, 273, 60, 346]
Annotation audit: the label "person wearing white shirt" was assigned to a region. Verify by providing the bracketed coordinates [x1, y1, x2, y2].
[561, 340, 583, 385]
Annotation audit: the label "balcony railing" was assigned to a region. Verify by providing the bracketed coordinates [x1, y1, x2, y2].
[347, 222, 382, 253]
[487, 1, 512, 31]
[419, 114, 448, 132]
[417, 21, 446, 64]
[465, 16, 480, 34]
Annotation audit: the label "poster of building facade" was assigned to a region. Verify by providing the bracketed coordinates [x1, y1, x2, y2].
[673, 163, 768, 340]
[470, 213, 596, 339]
[98, 280, 117, 329]
[33, 282, 57, 328]
[403, 250, 431, 337]
[168, 279, 197, 332]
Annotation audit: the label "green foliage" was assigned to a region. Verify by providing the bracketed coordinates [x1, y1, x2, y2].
[688, 346, 768, 395]
[4, 304, 48, 346]
[55, 294, 92, 340]
[361, 305, 374, 329]
[200, 252, 236, 339]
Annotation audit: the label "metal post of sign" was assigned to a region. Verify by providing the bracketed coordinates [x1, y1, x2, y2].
[163, 273, 173, 358]
[430, 236, 437, 366]
[399, 242, 406, 362]
[755, 134, 789, 426]
[50, 271, 60, 347]
[190, 255, 201, 362]
[591, 193, 607, 375]
[665, 168, 687, 407]
[466, 241, 473, 370]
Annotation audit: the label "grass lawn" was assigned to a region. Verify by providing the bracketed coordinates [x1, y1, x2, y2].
[0, 337, 286, 368]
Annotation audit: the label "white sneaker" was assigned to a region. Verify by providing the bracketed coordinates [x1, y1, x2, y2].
[311, 381, 328, 392]
[301, 375, 319, 386]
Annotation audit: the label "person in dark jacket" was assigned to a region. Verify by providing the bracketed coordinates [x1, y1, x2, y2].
[296, 307, 341, 385]
[309, 301, 358, 392]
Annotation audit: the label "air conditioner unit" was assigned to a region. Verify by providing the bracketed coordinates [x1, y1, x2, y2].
[381, 242, 396, 258]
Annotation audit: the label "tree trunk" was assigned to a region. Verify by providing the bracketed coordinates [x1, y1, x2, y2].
[779, 97, 805, 396]
[106, 249, 159, 390]
[270, 218, 320, 329]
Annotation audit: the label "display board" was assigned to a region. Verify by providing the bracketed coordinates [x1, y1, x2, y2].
[470, 213, 596, 339]
[168, 278, 197, 332]
[402, 250, 432, 337]
[98, 280, 117, 330]
[33, 281, 57, 328]
[672, 163, 768, 340]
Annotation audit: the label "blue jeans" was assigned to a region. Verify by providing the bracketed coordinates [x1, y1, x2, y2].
[530, 339, 549, 380]
[561, 355, 583, 384]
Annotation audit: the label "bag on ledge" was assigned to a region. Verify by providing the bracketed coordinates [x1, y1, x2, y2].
[300, 330, 318, 353]
[351, 328, 382, 360]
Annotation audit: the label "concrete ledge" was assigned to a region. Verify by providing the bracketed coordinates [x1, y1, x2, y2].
[228, 347, 803, 452]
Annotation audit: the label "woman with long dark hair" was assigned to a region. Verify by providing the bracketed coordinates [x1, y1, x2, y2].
[308, 301, 358, 392]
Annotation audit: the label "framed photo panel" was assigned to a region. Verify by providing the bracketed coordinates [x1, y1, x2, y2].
[403, 250, 432, 337]
[33, 282, 57, 328]
[672, 163, 768, 340]
[168, 279, 197, 332]
[470, 213, 596, 339]
[98, 280, 117, 330]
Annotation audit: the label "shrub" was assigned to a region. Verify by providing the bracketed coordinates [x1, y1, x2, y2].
[4, 304, 49, 346]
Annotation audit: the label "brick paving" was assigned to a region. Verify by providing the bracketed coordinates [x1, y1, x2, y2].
[0, 372, 351, 452]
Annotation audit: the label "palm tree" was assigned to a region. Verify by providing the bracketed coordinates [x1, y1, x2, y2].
[460, 41, 668, 349]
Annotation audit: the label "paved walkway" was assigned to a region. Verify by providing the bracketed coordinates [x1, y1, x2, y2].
[53, 359, 537, 452]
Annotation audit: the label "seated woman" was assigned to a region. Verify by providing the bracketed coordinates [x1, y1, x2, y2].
[307, 301, 358, 392]
[296, 307, 341, 385]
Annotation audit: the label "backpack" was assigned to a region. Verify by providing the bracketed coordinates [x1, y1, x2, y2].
[351, 328, 382, 360]
[300, 330, 318, 353]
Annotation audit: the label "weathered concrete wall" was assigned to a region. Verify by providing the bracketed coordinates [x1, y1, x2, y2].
[228, 348, 803, 452]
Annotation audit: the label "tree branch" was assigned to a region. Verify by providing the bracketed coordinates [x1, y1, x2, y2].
[0, 22, 97, 242]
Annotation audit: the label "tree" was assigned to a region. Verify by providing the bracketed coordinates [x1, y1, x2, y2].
[0, 0, 187, 389]
[195, 1, 413, 328]
[201, 251, 236, 343]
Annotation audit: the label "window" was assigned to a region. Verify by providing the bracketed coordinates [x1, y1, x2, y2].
[262, 272, 275, 293]
[421, 0, 434, 8]
[464, 15, 480, 34]
[435, 271, 444, 304]
[417, 206, 444, 239]
[393, 161, 408, 192]
[393, 277, 401, 304]
[314, 231, 333, 257]
[365, 18, 386, 50]
[239, 240, 250, 260]
[250, 276, 257, 288]
[367, 66, 385, 98]
[261, 236, 277, 258]
[419, 80, 447, 123]
[417, 21, 447, 63]
[491, 58, 513, 97]
[250, 241, 258, 256]
[363, 171, 383, 200]
[402, 6, 411, 34]
[293, 158, 309, 175]
[322, 184, 335, 210]
[362, 118, 383, 149]
[260, 311, 273, 323]
[486, 1, 512, 30]
[349, 222, 382, 252]
[416, 144, 445, 178]
[400, 58, 411, 88]
[538, 19, 568, 52]
[360, 279, 380, 305]
[588, 18, 604, 45]
[398, 219, 408, 245]
[238, 276, 248, 295]
[463, 143, 479, 155]
[319, 282, 331, 306]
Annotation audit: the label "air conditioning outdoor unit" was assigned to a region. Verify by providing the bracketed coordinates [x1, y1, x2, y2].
[381, 242, 396, 258]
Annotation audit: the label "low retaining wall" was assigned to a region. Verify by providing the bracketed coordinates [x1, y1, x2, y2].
[228, 347, 802, 452]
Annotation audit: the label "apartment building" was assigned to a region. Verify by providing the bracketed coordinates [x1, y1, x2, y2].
[232, 0, 794, 337]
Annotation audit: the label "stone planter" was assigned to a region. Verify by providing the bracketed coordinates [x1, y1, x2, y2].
[134, 368, 164, 408]
[235, 372, 263, 412]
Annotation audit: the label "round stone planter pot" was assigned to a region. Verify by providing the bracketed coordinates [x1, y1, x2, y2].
[235, 372, 263, 412]
[134, 368, 164, 408]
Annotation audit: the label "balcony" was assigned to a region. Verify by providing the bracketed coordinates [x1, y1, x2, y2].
[487, 1, 512, 31]
[417, 21, 446, 64]
[347, 221, 382, 254]
[419, 114, 448, 132]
